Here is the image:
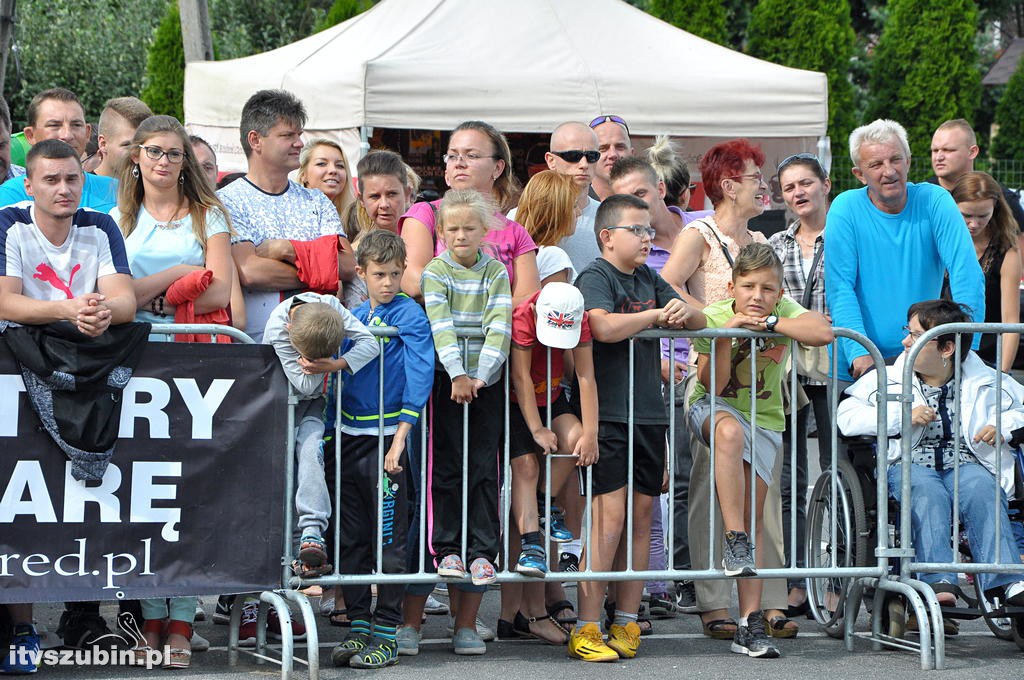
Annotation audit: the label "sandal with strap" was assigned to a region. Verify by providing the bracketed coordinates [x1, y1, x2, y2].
[134, 618, 166, 664]
[522, 613, 569, 645]
[763, 613, 799, 638]
[291, 558, 333, 578]
[298, 535, 329, 569]
[701, 617, 738, 640]
[162, 620, 193, 669]
[328, 609, 351, 627]
[546, 599, 577, 626]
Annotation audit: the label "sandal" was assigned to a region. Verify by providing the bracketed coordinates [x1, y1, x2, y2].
[290, 558, 333, 578]
[298, 535, 329, 568]
[763, 613, 799, 638]
[701, 617, 738, 640]
[328, 609, 351, 627]
[162, 620, 193, 669]
[546, 599, 577, 626]
[523, 613, 569, 645]
[134, 618, 166, 664]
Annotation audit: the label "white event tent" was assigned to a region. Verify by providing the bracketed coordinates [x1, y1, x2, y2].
[184, 0, 829, 175]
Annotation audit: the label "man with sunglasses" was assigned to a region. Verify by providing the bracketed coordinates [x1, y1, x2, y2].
[0, 88, 118, 212]
[544, 121, 603, 273]
[589, 115, 633, 202]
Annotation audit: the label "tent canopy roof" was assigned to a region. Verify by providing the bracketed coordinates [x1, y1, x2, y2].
[185, 0, 827, 138]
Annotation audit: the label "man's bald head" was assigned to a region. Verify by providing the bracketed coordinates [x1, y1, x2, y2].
[546, 122, 599, 194]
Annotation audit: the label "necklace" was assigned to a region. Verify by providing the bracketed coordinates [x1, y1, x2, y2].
[149, 201, 187, 230]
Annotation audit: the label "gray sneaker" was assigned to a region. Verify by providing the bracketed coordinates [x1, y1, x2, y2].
[395, 626, 421, 656]
[674, 580, 699, 614]
[445, 616, 495, 641]
[452, 627, 486, 655]
[722, 530, 756, 577]
[730, 612, 780, 658]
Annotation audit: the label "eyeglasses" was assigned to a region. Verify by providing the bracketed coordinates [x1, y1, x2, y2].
[141, 145, 186, 164]
[606, 224, 655, 239]
[443, 152, 499, 164]
[729, 172, 766, 185]
[551, 149, 600, 164]
[902, 325, 937, 342]
[777, 152, 824, 176]
[588, 114, 630, 135]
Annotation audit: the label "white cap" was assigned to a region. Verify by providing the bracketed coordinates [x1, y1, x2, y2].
[535, 282, 585, 349]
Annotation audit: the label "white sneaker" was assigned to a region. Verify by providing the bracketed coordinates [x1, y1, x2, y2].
[424, 594, 450, 615]
[1005, 580, 1024, 606]
[191, 630, 210, 652]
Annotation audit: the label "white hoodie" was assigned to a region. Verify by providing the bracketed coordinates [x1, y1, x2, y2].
[836, 351, 1024, 498]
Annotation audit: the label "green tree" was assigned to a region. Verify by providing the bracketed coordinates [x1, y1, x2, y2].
[747, 0, 857, 146]
[647, 0, 728, 47]
[210, 0, 333, 60]
[3, 0, 164, 128]
[992, 62, 1024, 161]
[865, 0, 981, 159]
[141, 1, 185, 121]
[314, 0, 375, 33]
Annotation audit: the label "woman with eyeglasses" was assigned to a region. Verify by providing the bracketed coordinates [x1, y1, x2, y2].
[109, 114, 240, 667]
[659, 139, 799, 641]
[767, 153, 833, 618]
[399, 120, 539, 306]
[950, 171, 1021, 373]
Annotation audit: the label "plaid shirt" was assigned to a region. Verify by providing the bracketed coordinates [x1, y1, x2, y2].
[768, 220, 827, 316]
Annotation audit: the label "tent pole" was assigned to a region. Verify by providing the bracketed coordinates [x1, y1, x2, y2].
[360, 126, 373, 156]
[816, 135, 832, 175]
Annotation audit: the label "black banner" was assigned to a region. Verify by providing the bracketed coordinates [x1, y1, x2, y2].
[0, 339, 288, 602]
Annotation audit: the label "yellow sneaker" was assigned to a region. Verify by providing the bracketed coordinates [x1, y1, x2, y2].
[568, 623, 618, 662]
[607, 621, 641, 659]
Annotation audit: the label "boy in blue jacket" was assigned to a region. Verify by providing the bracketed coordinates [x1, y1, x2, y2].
[332, 229, 434, 669]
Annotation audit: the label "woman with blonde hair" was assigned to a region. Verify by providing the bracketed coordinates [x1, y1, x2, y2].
[298, 138, 357, 221]
[951, 171, 1021, 371]
[516, 170, 578, 284]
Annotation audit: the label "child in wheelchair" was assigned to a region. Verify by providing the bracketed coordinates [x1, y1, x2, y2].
[836, 299, 1024, 631]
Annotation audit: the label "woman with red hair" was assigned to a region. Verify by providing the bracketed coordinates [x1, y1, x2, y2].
[660, 139, 799, 643]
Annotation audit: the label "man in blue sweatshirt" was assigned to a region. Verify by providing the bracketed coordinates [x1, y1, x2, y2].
[825, 119, 985, 384]
[333, 229, 434, 669]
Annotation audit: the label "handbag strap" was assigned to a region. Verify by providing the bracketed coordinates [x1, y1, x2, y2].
[800, 236, 825, 309]
[696, 219, 734, 267]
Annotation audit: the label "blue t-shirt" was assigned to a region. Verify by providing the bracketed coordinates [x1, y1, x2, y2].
[824, 182, 985, 381]
[0, 173, 118, 212]
[112, 205, 231, 333]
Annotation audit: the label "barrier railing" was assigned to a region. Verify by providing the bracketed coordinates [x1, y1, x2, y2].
[897, 322, 1024, 669]
[265, 325, 934, 672]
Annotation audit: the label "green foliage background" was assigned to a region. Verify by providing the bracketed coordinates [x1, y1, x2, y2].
[141, 1, 185, 120]
[747, 0, 857, 147]
[647, 0, 728, 47]
[865, 0, 981, 159]
[993, 62, 1024, 160]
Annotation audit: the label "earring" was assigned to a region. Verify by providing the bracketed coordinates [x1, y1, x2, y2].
[131, 165, 139, 179]
[942, 357, 949, 368]
[179, 174, 184, 184]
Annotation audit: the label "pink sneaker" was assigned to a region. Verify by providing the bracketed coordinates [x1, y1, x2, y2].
[437, 554, 466, 579]
[469, 557, 497, 586]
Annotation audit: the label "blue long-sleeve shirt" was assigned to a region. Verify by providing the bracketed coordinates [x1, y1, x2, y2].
[339, 293, 435, 436]
[825, 182, 985, 382]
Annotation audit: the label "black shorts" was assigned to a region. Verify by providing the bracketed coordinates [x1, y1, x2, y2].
[579, 421, 666, 497]
[508, 390, 577, 459]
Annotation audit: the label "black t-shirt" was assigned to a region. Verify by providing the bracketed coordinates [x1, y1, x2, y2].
[574, 257, 680, 424]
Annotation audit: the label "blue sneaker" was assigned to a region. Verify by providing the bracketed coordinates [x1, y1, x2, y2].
[515, 544, 548, 577]
[540, 510, 574, 543]
[2, 624, 40, 674]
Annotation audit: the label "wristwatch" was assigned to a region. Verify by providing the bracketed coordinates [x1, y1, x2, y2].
[764, 315, 779, 332]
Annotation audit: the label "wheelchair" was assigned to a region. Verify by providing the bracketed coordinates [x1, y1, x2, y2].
[804, 435, 1024, 650]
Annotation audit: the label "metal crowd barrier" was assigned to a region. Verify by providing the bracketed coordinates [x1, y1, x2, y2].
[264, 325, 934, 674]
[897, 322, 1024, 669]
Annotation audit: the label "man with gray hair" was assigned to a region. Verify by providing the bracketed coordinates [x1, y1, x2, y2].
[824, 118, 985, 384]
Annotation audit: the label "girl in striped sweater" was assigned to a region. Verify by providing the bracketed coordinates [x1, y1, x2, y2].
[421, 189, 512, 653]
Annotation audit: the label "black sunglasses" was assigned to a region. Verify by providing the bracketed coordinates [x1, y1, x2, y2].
[777, 152, 824, 175]
[551, 149, 600, 164]
[588, 114, 630, 135]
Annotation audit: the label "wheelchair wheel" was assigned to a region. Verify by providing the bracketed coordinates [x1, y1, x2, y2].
[1013, 613, 1024, 651]
[973, 579, 1015, 641]
[806, 458, 870, 639]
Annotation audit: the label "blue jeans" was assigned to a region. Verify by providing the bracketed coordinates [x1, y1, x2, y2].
[887, 462, 1022, 593]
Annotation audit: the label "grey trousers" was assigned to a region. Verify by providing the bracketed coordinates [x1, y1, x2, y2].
[294, 397, 330, 537]
[686, 424, 788, 613]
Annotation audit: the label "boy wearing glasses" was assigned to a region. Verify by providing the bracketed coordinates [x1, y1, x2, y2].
[568, 194, 703, 662]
